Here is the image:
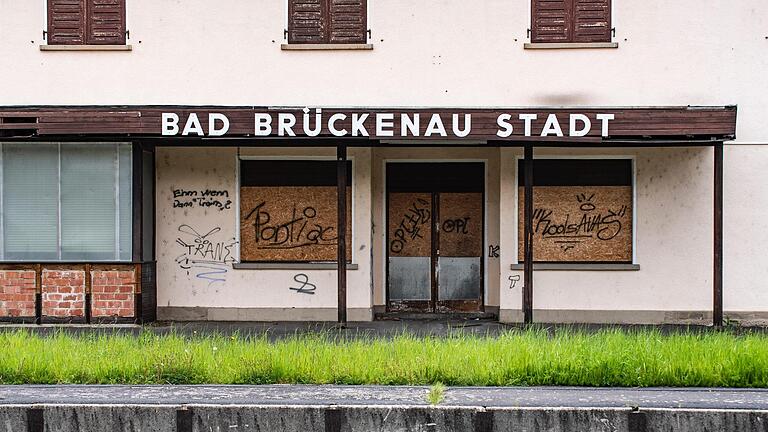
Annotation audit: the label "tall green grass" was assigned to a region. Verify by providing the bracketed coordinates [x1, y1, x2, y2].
[0, 328, 766, 387]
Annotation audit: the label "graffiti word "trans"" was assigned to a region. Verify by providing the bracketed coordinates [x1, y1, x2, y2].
[175, 224, 238, 286]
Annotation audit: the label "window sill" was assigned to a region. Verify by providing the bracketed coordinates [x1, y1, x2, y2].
[523, 42, 618, 50]
[510, 263, 639, 271]
[40, 44, 132, 52]
[233, 263, 358, 270]
[281, 43, 373, 51]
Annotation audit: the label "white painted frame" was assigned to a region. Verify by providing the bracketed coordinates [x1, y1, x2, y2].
[283, 0, 289, 41]
[512, 154, 638, 265]
[41, 0, 48, 42]
[236, 153, 357, 265]
[366, 0, 372, 44]
[380, 158, 490, 306]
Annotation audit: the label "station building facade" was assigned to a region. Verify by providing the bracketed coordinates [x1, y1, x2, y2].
[0, 0, 764, 325]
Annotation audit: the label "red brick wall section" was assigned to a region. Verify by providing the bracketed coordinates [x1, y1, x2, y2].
[42, 270, 85, 318]
[92, 269, 135, 318]
[0, 270, 37, 318]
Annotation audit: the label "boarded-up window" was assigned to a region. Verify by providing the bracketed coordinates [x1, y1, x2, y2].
[47, 0, 126, 45]
[531, 0, 611, 43]
[239, 160, 352, 262]
[288, 0, 367, 44]
[517, 159, 632, 263]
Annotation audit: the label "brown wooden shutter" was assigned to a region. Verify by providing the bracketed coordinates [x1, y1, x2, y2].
[86, 0, 126, 45]
[288, 0, 328, 44]
[47, 0, 86, 45]
[572, 0, 611, 42]
[531, 0, 572, 43]
[329, 0, 367, 44]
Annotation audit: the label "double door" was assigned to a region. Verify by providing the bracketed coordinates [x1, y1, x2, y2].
[386, 163, 484, 313]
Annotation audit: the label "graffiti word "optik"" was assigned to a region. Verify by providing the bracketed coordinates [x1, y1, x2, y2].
[390, 198, 431, 254]
[442, 217, 470, 234]
[244, 202, 338, 249]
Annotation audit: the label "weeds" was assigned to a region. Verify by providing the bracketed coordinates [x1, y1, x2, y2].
[0, 328, 766, 387]
[427, 383, 446, 405]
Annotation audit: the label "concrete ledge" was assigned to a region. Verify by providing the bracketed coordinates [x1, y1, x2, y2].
[3, 384, 768, 432]
[498, 309, 768, 325]
[281, 43, 373, 51]
[233, 262, 358, 270]
[524, 42, 618, 49]
[40, 44, 132, 51]
[2, 397, 768, 432]
[510, 263, 640, 271]
[157, 306, 373, 322]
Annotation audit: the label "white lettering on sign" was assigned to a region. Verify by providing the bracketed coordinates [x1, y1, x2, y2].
[278, 113, 297, 137]
[208, 113, 230, 136]
[496, 114, 514, 138]
[162, 113, 180, 136]
[596, 113, 615, 137]
[160, 110, 614, 138]
[569, 114, 591, 137]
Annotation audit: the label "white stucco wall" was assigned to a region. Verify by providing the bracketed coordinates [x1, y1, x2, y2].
[0, 1, 765, 321]
[0, 1, 765, 142]
[500, 148, 720, 320]
[724, 145, 768, 313]
[156, 147, 373, 320]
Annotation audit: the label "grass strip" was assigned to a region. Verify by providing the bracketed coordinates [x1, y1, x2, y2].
[0, 327, 767, 387]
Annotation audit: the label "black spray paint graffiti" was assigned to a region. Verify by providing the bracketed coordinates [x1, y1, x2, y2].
[508, 275, 520, 289]
[243, 202, 338, 250]
[442, 217, 470, 234]
[488, 245, 500, 258]
[390, 198, 431, 254]
[289, 273, 316, 295]
[173, 189, 232, 212]
[534, 193, 628, 252]
[175, 224, 238, 285]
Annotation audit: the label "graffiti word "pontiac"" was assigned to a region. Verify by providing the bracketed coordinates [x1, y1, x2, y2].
[243, 202, 338, 249]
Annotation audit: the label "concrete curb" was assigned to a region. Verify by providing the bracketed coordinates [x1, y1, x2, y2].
[2, 386, 768, 431]
[2, 404, 768, 431]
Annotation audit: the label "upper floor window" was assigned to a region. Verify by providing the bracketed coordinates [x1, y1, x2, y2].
[531, 0, 611, 44]
[287, 0, 367, 44]
[47, 0, 126, 45]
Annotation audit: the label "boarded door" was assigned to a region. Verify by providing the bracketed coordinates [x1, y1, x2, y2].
[386, 163, 484, 313]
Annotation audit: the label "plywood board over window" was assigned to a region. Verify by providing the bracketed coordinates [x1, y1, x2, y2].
[517, 159, 632, 263]
[239, 160, 352, 263]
